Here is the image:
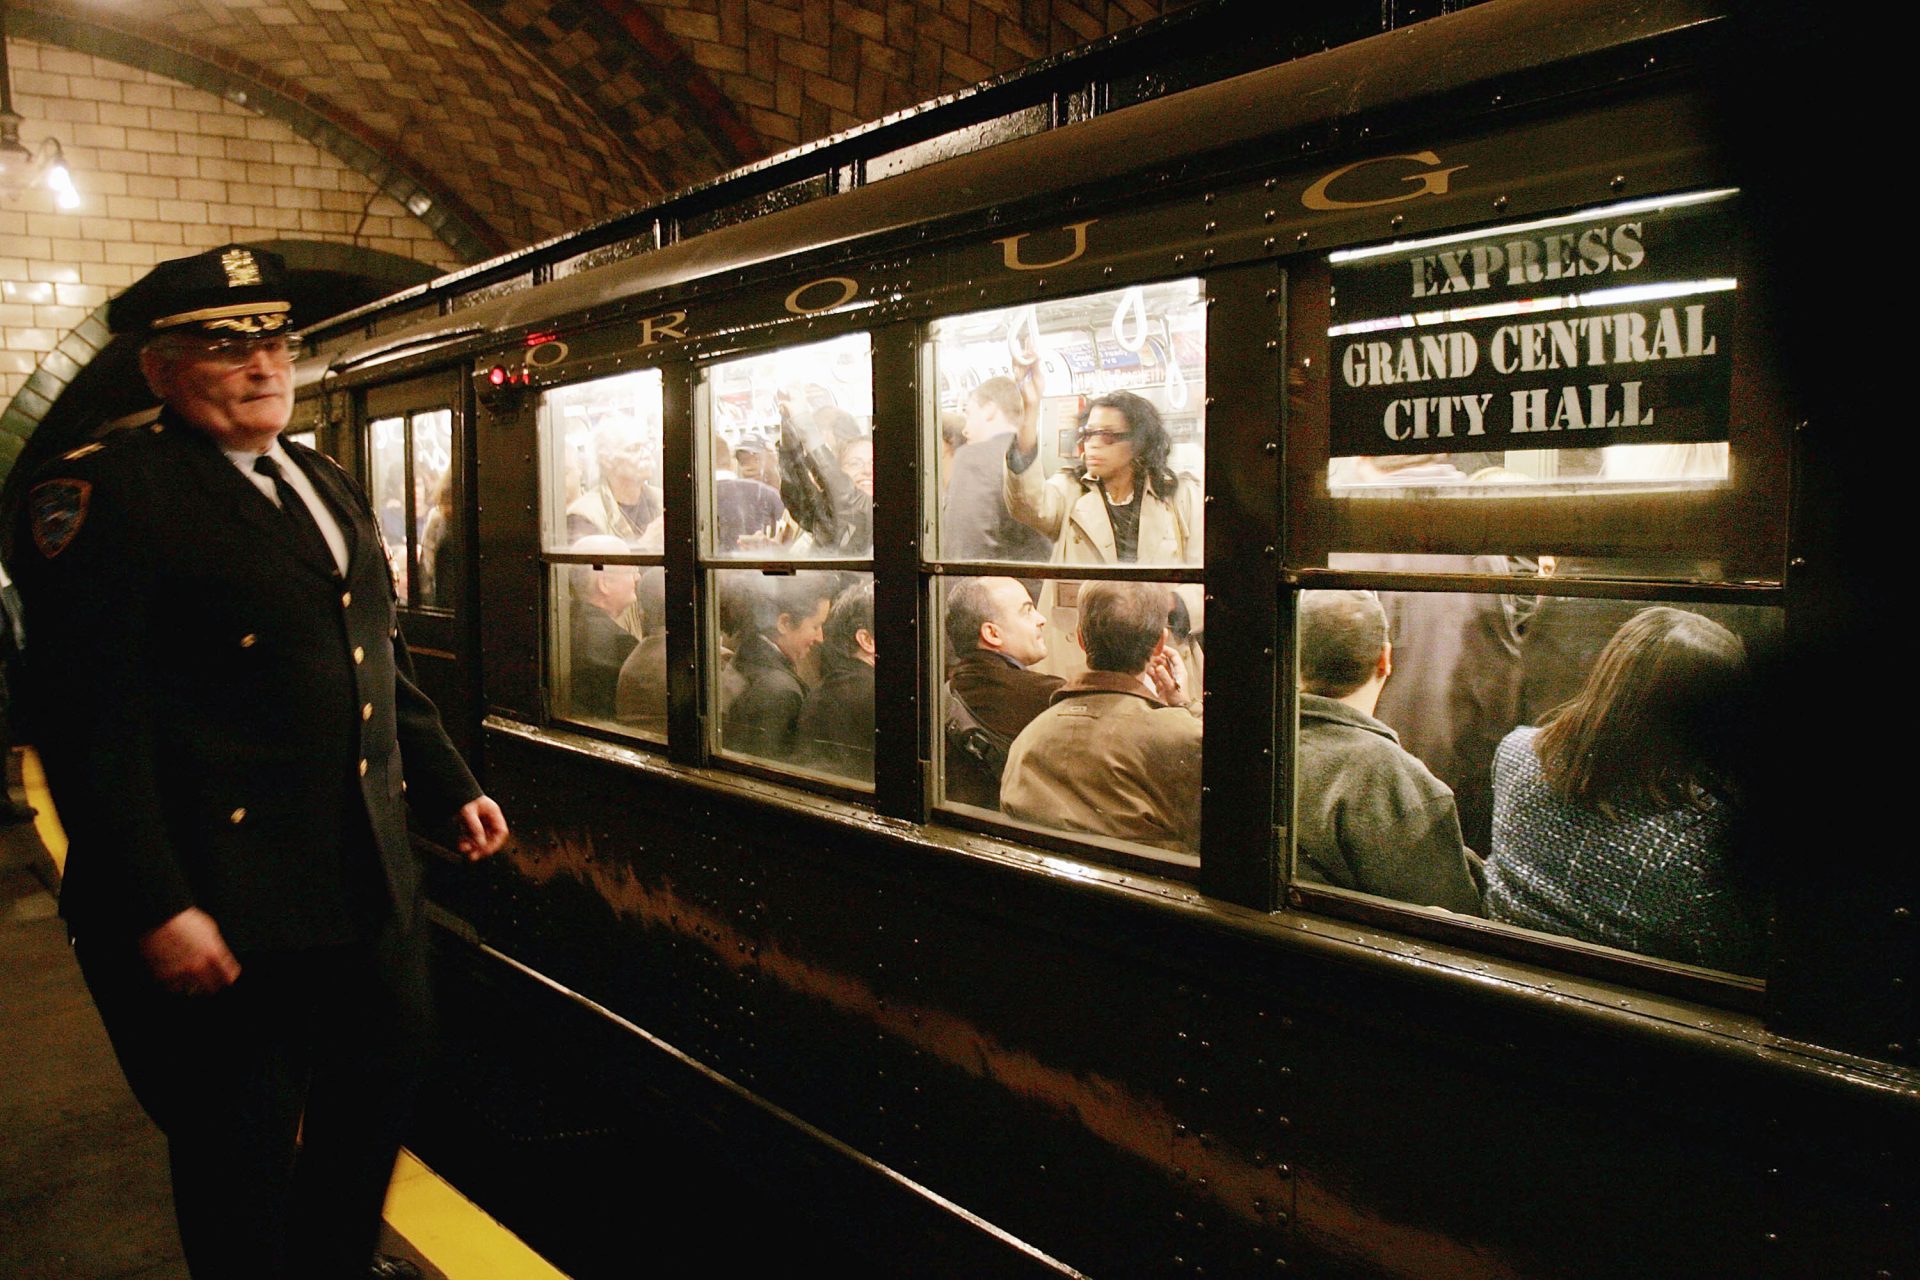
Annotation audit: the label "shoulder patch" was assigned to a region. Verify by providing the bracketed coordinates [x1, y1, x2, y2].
[30, 479, 92, 558]
[63, 442, 104, 461]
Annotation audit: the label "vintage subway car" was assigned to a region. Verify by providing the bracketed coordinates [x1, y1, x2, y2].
[285, 0, 1910, 1274]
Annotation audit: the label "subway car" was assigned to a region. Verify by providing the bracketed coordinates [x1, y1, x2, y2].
[284, 0, 1910, 1274]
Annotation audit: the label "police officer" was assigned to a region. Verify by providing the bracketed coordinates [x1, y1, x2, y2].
[14, 245, 509, 1279]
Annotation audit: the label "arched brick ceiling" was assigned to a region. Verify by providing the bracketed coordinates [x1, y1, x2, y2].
[14, 0, 1194, 258]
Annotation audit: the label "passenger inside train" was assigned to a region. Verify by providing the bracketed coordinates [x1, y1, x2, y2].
[1000, 581, 1202, 854]
[716, 571, 838, 764]
[1483, 606, 1766, 972]
[564, 535, 641, 722]
[1292, 589, 1484, 913]
[942, 575, 1062, 810]
[795, 580, 878, 782]
[614, 568, 669, 739]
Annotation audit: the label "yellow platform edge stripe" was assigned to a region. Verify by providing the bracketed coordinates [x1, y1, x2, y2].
[386, 1149, 569, 1280]
[21, 747, 66, 877]
[19, 750, 566, 1280]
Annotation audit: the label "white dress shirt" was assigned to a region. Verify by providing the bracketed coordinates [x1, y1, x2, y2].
[223, 438, 351, 575]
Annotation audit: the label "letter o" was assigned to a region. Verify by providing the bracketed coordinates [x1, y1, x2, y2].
[523, 340, 570, 368]
[785, 276, 860, 315]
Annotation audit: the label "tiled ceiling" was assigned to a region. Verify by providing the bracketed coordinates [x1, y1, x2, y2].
[17, 0, 1192, 258]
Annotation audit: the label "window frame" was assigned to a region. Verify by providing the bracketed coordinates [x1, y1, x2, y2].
[531, 365, 670, 744]
[1271, 188, 1794, 1010]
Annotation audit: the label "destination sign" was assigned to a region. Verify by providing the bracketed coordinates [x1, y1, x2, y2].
[1327, 196, 1736, 458]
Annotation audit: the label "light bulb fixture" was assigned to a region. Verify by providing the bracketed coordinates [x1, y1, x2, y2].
[0, 0, 82, 208]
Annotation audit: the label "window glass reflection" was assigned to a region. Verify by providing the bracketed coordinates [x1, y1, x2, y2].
[711, 569, 875, 786]
[1291, 586, 1775, 974]
[538, 369, 665, 553]
[936, 575, 1200, 862]
[704, 334, 873, 558]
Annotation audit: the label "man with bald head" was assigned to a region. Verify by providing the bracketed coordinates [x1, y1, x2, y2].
[943, 576, 1062, 807]
[566, 534, 640, 720]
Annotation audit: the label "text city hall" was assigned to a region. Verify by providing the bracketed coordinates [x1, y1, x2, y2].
[1339, 303, 1719, 441]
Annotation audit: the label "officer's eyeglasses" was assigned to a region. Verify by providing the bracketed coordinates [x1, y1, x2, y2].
[167, 334, 304, 369]
[1075, 428, 1134, 448]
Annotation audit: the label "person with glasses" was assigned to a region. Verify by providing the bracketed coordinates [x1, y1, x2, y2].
[1001, 365, 1201, 675]
[13, 245, 508, 1280]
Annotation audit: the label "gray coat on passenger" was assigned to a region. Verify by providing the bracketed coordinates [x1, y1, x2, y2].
[1294, 694, 1482, 914]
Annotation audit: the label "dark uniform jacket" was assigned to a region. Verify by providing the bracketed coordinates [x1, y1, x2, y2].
[15, 413, 480, 954]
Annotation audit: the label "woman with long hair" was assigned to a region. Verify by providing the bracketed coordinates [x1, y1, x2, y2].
[1484, 606, 1766, 972]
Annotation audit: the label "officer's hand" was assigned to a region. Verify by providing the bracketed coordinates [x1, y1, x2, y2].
[456, 796, 510, 862]
[138, 907, 241, 996]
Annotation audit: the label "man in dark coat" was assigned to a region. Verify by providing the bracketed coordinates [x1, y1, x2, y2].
[720, 573, 835, 761]
[564, 534, 640, 721]
[795, 580, 877, 781]
[13, 245, 508, 1280]
[942, 576, 1061, 808]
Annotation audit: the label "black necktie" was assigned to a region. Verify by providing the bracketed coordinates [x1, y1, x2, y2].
[254, 455, 337, 574]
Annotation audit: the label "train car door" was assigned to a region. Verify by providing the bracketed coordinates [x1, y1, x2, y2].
[361, 373, 480, 764]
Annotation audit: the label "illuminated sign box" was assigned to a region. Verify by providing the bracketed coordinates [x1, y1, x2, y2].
[1327, 192, 1736, 458]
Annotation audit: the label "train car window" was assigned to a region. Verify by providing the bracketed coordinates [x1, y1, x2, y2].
[1300, 190, 1779, 582]
[709, 568, 875, 785]
[1289, 586, 1779, 978]
[933, 574, 1202, 867]
[924, 282, 1206, 867]
[699, 334, 875, 787]
[538, 369, 666, 554]
[702, 334, 873, 559]
[546, 559, 667, 742]
[368, 408, 457, 610]
[368, 415, 414, 602]
[284, 430, 317, 452]
[411, 409, 454, 607]
[928, 281, 1207, 568]
[537, 369, 667, 742]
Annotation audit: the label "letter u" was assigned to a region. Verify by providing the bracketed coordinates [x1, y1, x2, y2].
[995, 220, 1097, 272]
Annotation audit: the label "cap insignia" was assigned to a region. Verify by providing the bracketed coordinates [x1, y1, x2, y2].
[30, 479, 92, 558]
[221, 248, 263, 287]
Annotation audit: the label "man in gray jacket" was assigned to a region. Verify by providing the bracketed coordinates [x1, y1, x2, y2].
[1294, 590, 1482, 914]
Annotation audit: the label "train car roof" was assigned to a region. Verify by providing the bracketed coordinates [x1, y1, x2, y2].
[319, 0, 1722, 380]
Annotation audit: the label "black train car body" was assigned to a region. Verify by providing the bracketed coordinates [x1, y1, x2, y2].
[296, 1, 1913, 1274]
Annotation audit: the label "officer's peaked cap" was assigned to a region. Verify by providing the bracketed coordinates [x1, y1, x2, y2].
[108, 244, 293, 338]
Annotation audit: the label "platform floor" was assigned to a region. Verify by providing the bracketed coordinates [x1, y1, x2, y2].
[0, 753, 548, 1280]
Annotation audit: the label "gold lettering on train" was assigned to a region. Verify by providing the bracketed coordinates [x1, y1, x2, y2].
[638, 311, 689, 348]
[994, 220, 1097, 272]
[784, 278, 859, 315]
[523, 340, 569, 368]
[1300, 151, 1467, 211]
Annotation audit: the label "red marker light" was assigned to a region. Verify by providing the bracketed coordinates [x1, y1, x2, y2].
[527, 331, 559, 346]
[488, 366, 507, 386]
